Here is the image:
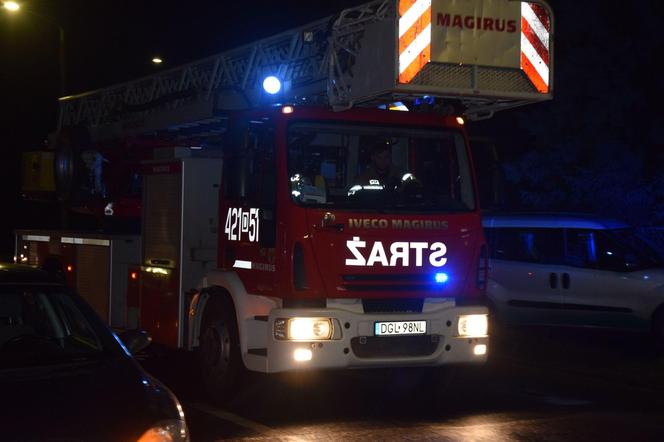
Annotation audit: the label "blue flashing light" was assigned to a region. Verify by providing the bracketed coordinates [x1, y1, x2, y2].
[434, 272, 449, 284]
[263, 76, 282, 95]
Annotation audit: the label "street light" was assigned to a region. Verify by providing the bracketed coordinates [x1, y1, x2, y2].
[152, 57, 163, 64]
[2, 3, 66, 96]
[2, 1, 20, 12]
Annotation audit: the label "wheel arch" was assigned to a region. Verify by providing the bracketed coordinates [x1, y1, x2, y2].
[650, 302, 664, 330]
[187, 269, 279, 362]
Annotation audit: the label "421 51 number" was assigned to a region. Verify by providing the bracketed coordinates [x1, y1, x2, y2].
[224, 208, 260, 242]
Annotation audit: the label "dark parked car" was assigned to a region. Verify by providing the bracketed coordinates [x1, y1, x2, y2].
[0, 264, 189, 442]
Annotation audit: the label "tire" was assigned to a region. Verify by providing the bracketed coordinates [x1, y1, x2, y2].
[652, 308, 664, 349]
[197, 294, 244, 401]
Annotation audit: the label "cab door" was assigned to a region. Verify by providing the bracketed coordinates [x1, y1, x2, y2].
[486, 227, 566, 325]
[220, 118, 277, 296]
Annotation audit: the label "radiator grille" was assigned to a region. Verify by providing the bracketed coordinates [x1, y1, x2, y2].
[362, 298, 424, 313]
[342, 274, 444, 295]
[351, 335, 440, 358]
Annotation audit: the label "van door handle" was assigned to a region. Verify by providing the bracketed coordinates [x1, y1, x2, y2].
[562, 273, 571, 290]
[549, 272, 558, 289]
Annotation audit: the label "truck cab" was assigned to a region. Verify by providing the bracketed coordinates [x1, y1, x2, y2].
[219, 106, 486, 304]
[191, 105, 489, 393]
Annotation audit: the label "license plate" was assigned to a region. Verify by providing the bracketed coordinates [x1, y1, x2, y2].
[374, 321, 427, 336]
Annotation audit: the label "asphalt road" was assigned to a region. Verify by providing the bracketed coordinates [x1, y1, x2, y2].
[140, 326, 664, 441]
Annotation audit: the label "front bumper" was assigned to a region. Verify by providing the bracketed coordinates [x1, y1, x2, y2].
[262, 304, 488, 373]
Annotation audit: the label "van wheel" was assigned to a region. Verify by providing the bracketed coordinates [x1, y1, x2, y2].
[652, 309, 664, 347]
[198, 296, 243, 401]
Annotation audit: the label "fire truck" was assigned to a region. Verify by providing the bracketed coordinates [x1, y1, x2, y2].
[17, 0, 553, 394]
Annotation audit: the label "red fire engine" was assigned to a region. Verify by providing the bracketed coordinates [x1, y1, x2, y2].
[18, 0, 553, 394]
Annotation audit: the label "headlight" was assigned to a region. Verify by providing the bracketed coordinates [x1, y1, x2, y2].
[137, 419, 189, 442]
[457, 314, 488, 337]
[274, 318, 333, 340]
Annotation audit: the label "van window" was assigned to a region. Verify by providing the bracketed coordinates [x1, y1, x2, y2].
[486, 228, 563, 264]
[564, 229, 595, 268]
[566, 228, 663, 272]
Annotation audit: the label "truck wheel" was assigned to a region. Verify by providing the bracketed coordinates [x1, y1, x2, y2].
[198, 296, 243, 400]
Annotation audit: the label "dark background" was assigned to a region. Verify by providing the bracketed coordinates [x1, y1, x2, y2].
[1, 0, 663, 261]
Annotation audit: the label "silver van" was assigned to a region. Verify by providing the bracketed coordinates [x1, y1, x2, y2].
[482, 213, 664, 340]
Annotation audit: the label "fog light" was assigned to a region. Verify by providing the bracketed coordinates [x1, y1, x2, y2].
[293, 348, 312, 362]
[458, 314, 488, 337]
[474, 344, 487, 356]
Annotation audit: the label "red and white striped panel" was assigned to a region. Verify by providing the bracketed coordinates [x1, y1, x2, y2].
[398, 0, 432, 84]
[521, 2, 551, 93]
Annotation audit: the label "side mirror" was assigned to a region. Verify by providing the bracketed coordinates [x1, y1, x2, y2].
[259, 209, 276, 248]
[119, 329, 152, 355]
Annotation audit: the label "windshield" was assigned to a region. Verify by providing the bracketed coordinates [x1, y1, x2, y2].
[287, 122, 475, 212]
[0, 286, 107, 368]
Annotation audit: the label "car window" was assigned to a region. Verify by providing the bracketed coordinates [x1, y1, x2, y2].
[0, 286, 107, 368]
[51, 293, 103, 350]
[486, 228, 563, 264]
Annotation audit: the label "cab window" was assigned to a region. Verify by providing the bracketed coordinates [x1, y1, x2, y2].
[223, 119, 275, 206]
[222, 119, 276, 247]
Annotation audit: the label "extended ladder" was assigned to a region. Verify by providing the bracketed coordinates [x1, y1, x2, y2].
[58, 0, 553, 134]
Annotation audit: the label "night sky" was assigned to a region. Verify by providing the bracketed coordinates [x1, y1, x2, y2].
[1, 0, 663, 261]
[0, 0, 361, 260]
